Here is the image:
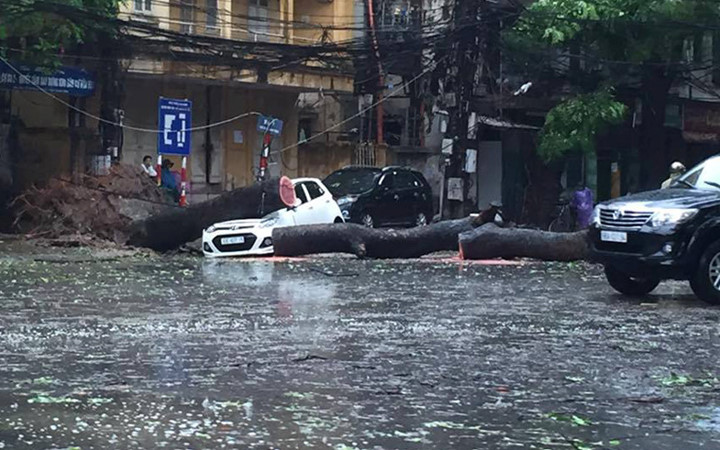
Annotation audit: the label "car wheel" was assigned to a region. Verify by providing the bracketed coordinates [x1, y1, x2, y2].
[690, 240, 720, 305]
[604, 265, 660, 296]
[415, 212, 428, 227]
[361, 213, 374, 228]
[334, 217, 344, 224]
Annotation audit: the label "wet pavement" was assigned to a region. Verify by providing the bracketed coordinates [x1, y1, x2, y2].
[1, 243, 720, 449]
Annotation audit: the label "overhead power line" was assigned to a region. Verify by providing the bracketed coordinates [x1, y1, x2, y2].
[271, 56, 447, 156]
[0, 53, 265, 133]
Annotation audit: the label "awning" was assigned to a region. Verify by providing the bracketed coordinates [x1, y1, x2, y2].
[683, 100, 720, 143]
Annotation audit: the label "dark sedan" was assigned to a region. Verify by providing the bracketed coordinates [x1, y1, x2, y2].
[324, 166, 434, 228]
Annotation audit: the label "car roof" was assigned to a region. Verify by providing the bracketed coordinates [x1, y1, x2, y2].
[292, 177, 323, 184]
[382, 166, 419, 173]
[338, 165, 382, 171]
[338, 165, 416, 173]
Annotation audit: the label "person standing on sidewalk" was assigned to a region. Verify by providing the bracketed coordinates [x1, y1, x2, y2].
[141, 155, 157, 178]
[160, 159, 180, 202]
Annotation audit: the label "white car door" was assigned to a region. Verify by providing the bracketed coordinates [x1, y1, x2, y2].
[302, 181, 335, 223]
[292, 182, 315, 225]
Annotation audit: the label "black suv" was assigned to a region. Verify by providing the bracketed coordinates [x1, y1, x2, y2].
[323, 166, 434, 228]
[589, 155, 720, 304]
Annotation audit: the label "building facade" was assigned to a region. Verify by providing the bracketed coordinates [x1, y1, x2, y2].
[1, 0, 359, 204]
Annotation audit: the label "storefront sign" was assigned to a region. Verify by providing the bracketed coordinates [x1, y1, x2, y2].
[0, 61, 96, 97]
[683, 101, 720, 143]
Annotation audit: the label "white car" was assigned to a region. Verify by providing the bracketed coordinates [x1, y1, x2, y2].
[202, 178, 343, 257]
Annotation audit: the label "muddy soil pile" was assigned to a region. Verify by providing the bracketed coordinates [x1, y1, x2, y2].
[11, 164, 174, 243]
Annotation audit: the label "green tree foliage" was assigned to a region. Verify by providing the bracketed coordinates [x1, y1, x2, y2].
[538, 89, 626, 161]
[0, 0, 120, 66]
[514, 0, 720, 64]
[509, 0, 720, 164]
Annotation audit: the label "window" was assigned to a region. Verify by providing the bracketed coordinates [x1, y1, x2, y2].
[298, 118, 312, 144]
[294, 184, 308, 204]
[206, 0, 219, 31]
[395, 171, 420, 189]
[379, 173, 394, 188]
[677, 156, 720, 190]
[323, 169, 380, 196]
[180, 0, 195, 34]
[249, 0, 269, 41]
[134, 0, 151, 11]
[304, 182, 325, 200]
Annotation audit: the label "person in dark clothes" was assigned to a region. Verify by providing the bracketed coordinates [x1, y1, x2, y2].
[161, 159, 180, 202]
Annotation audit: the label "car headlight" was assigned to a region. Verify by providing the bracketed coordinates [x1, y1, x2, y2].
[590, 206, 601, 227]
[259, 217, 279, 228]
[649, 209, 698, 229]
[205, 225, 217, 234]
[337, 196, 357, 207]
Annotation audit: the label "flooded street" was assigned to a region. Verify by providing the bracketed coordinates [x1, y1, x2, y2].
[1, 245, 720, 449]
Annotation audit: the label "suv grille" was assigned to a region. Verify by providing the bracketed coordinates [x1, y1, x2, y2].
[599, 208, 653, 230]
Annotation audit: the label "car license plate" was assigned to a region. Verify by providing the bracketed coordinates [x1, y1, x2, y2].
[601, 230, 627, 243]
[221, 236, 245, 245]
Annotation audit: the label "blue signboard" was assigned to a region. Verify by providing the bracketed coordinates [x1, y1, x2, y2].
[257, 115, 284, 136]
[0, 61, 96, 97]
[158, 97, 192, 156]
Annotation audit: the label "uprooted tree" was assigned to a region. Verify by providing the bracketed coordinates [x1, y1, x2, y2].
[12, 169, 589, 261]
[11, 166, 284, 250]
[459, 225, 589, 261]
[127, 179, 284, 251]
[273, 219, 476, 259]
[273, 215, 589, 261]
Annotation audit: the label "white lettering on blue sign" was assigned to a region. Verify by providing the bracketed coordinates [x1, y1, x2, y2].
[158, 97, 193, 156]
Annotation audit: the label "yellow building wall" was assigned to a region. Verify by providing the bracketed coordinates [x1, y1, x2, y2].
[118, 1, 170, 30]
[10, 90, 101, 189]
[121, 77, 299, 191]
[292, 0, 354, 44]
[120, 0, 355, 44]
[9, 0, 353, 191]
[333, 0, 355, 43]
[297, 142, 352, 179]
[222, 86, 299, 188]
[293, 0, 334, 43]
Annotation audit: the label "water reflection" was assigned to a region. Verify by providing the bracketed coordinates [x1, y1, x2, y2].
[201, 259, 339, 336]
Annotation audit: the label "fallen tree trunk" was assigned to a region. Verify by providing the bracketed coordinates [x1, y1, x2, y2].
[128, 179, 283, 251]
[273, 218, 474, 258]
[459, 224, 589, 261]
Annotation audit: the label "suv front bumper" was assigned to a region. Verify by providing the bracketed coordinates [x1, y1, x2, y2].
[588, 227, 692, 279]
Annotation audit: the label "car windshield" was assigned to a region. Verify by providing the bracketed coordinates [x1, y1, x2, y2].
[324, 169, 380, 196]
[675, 156, 720, 190]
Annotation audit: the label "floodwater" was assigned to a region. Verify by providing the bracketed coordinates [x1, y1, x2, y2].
[1, 245, 720, 449]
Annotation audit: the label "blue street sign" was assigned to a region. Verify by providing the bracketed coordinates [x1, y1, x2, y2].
[257, 115, 284, 136]
[0, 61, 96, 97]
[158, 97, 192, 155]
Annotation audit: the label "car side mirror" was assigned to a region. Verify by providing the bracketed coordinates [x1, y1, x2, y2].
[288, 198, 301, 210]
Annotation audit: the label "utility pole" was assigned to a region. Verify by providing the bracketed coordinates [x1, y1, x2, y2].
[442, 0, 482, 219]
[366, 0, 384, 145]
